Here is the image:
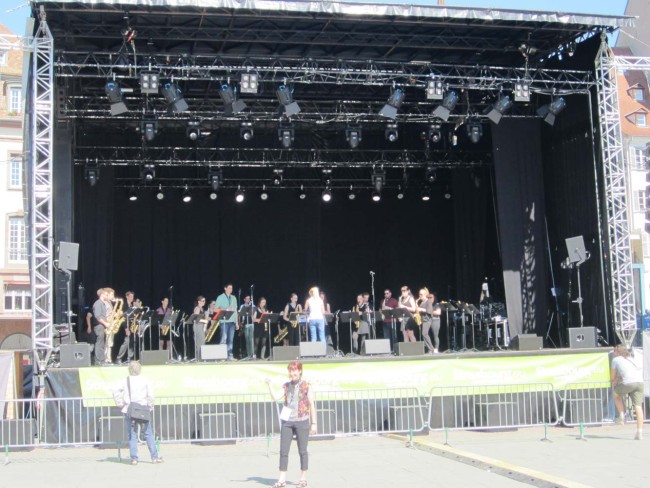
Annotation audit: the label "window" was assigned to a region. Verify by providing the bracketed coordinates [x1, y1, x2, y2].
[630, 146, 646, 170]
[8, 216, 27, 262]
[634, 190, 647, 212]
[4, 285, 31, 312]
[0, 50, 6, 66]
[8, 86, 22, 114]
[632, 88, 645, 101]
[9, 154, 22, 188]
[636, 113, 647, 127]
[643, 233, 650, 258]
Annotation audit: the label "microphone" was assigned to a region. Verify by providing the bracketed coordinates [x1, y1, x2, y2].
[370, 271, 375, 276]
[251, 284, 255, 289]
[169, 285, 174, 290]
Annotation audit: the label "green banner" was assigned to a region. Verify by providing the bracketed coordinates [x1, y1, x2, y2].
[78, 352, 609, 404]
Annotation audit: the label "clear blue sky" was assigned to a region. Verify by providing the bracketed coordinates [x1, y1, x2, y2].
[1, 0, 630, 36]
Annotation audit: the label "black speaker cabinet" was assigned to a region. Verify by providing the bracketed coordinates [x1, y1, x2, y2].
[362, 339, 391, 355]
[273, 346, 301, 361]
[510, 334, 543, 351]
[567, 327, 597, 349]
[200, 344, 228, 361]
[56, 241, 79, 271]
[140, 350, 169, 365]
[60, 343, 91, 367]
[299, 342, 327, 358]
[394, 342, 424, 356]
[97, 416, 126, 446]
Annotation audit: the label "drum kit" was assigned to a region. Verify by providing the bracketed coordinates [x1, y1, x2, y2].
[441, 300, 509, 351]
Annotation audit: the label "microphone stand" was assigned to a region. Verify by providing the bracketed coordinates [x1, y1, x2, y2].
[369, 271, 377, 339]
[168, 286, 174, 309]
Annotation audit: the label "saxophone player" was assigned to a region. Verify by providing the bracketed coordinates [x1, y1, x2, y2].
[216, 283, 238, 361]
[398, 286, 418, 343]
[352, 294, 369, 353]
[239, 296, 255, 358]
[381, 289, 399, 348]
[253, 297, 270, 359]
[156, 297, 172, 351]
[282, 293, 302, 347]
[116, 291, 136, 364]
[192, 296, 208, 360]
[92, 288, 111, 365]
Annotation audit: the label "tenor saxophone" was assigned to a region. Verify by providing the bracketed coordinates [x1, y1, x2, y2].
[130, 310, 143, 334]
[205, 317, 220, 342]
[108, 298, 125, 334]
[414, 299, 423, 326]
[353, 305, 361, 329]
[274, 326, 288, 344]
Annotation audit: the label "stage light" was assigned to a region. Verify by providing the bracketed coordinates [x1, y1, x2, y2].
[260, 186, 269, 201]
[240, 121, 254, 141]
[273, 169, 283, 186]
[182, 185, 192, 203]
[428, 124, 442, 143]
[141, 114, 158, 142]
[466, 122, 483, 143]
[444, 187, 452, 200]
[486, 94, 513, 125]
[385, 123, 398, 143]
[84, 166, 99, 186]
[276, 85, 301, 117]
[425, 166, 437, 183]
[278, 125, 294, 148]
[372, 168, 386, 194]
[396, 186, 405, 200]
[186, 120, 202, 141]
[156, 185, 165, 200]
[140, 71, 159, 94]
[235, 186, 245, 203]
[346, 127, 362, 149]
[537, 96, 566, 126]
[128, 188, 138, 202]
[105, 80, 128, 115]
[208, 169, 222, 192]
[514, 79, 531, 102]
[209, 191, 218, 200]
[426, 80, 444, 100]
[421, 186, 431, 202]
[162, 82, 189, 113]
[220, 84, 247, 115]
[140, 164, 156, 182]
[240, 73, 259, 94]
[348, 186, 356, 200]
[298, 186, 307, 200]
[321, 188, 332, 203]
[432, 90, 459, 121]
[371, 190, 381, 202]
[379, 88, 405, 119]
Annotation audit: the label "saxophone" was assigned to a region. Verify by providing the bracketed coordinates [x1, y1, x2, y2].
[108, 298, 125, 334]
[353, 305, 360, 329]
[275, 325, 288, 344]
[414, 299, 423, 327]
[129, 309, 144, 334]
[205, 311, 220, 342]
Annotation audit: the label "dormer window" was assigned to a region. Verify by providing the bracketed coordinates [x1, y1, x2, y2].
[631, 87, 644, 101]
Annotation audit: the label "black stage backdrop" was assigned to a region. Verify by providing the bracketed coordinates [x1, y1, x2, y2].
[74, 166, 498, 341]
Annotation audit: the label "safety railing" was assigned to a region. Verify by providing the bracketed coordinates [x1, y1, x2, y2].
[559, 381, 612, 427]
[428, 383, 559, 431]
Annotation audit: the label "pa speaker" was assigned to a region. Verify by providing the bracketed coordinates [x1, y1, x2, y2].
[394, 342, 424, 356]
[140, 350, 169, 365]
[200, 344, 228, 361]
[510, 334, 543, 351]
[299, 341, 327, 358]
[362, 339, 391, 355]
[273, 346, 300, 361]
[60, 343, 91, 367]
[567, 327, 597, 349]
[56, 241, 79, 271]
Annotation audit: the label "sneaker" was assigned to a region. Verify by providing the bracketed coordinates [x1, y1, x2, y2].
[635, 431, 643, 440]
[131, 459, 138, 465]
[615, 416, 625, 425]
[152, 457, 164, 464]
[433, 348, 439, 354]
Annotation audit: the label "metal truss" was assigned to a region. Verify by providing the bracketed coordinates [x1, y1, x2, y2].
[28, 14, 55, 362]
[595, 42, 638, 348]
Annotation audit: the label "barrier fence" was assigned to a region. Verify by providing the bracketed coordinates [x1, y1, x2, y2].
[2, 383, 644, 448]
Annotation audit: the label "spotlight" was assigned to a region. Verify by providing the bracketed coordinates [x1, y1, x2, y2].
[298, 186, 307, 200]
[466, 122, 483, 143]
[240, 73, 259, 94]
[235, 186, 245, 203]
[372, 168, 386, 195]
[379, 88, 405, 119]
[278, 125, 294, 149]
[444, 187, 452, 200]
[486, 94, 513, 125]
[348, 186, 356, 200]
[156, 185, 165, 200]
[84, 166, 99, 186]
[426, 80, 444, 100]
[276, 85, 301, 117]
[432, 90, 459, 121]
[396, 186, 405, 200]
[421, 186, 431, 202]
[208, 169, 222, 192]
[385, 123, 398, 143]
[240, 121, 254, 141]
[162, 82, 189, 113]
[140, 164, 156, 182]
[141, 114, 158, 142]
[260, 186, 269, 201]
[105, 80, 128, 115]
[371, 190, 381, 202]
[182, 185, 192, 203]
[140, 71, 159, 94]
[128, 188, 138, 202]
[209, 191, 218, 200]
[321, 188, 332, 203]
[537, 96, 566, 126]
[428, 124, 442, 143]
[345, 127, 362, 149]
[273, 169, 283, 186]
[425, 167, 437, 183]
[514, 79, 531, 102]
[186, 120, 203, 141]
[220, 84, 247, 115]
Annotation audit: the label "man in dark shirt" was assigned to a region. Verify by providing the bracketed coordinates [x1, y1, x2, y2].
[92, 288, 110, 365]
[381, 289, 399, 348]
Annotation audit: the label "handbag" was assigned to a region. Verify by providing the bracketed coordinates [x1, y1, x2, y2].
[126, 377, 152, 423]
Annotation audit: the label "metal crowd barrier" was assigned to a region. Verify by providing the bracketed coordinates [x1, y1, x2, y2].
[428, 383, 559, 431]
[559, 381, 612, 427]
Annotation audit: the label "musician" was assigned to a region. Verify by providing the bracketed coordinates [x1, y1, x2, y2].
[320, 291, 333, 345]
[305, 287, 326, 342]
[381, 289, 399, 348]
[416, 288, 439, 354]
[156, 297, 172, 351]
[192, 296, 208, 360]
[216, 283, 239, 361]
[352, 294, 370, 353]
[117, 291, 136, 364]
[283, 293, 302, 347]
[239, 296, 255, 359]
[398, 286, 418, 342]
[253, 297, 270, 359]
[428, 292, 442, 353]
[92, 288, 110, 365]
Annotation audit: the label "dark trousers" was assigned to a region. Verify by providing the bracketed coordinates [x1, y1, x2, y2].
[279, 419, 310, 471]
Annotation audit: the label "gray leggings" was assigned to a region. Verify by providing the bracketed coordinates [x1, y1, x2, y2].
[279, 419, 310, 471]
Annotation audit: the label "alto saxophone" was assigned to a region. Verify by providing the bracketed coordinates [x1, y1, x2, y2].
[414, 299, 422, 327]
[353, 305, 361, 329]
[129, 310, 144, 334]
[205, 314, 220, 342]
[108, 298, 125, 335]
[275, 325, 288, 344]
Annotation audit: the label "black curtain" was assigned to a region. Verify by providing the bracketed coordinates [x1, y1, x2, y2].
[492, 119, 548, 338]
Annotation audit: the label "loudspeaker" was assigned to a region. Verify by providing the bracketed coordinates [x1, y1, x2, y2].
[97, 416, 126, 446]
[56, 241, 79, 271]
[273, 346, 300, 361]
[200, 344, 228, 361]
[510, 334, 543, 351]
[567, 327, 597, 349]
[140, 350, 169, 365]
[60, 343, 91, 367]
[394, 342, 424, 356]
[362, 339, 391, 355]
[299, 341, 327, 358]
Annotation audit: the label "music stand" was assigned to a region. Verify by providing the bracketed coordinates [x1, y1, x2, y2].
[136, 310, 155, 359]
[260, 312, 281, 360]
[183, 313, 205, 362]
[339, 311, 361, 356]
[365, 311, 381, 339]
[465, 304, 480, 351]
[290, 312, 308, 342]
[164, 310, 180, 362]
[238, 307, 254, 359]
[381, 309, 404, 351]
[324, 312, 335, 345]
[438, 302, 457, 352]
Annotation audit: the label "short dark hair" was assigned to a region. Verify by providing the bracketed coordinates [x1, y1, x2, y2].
[224, 282, 233, 289]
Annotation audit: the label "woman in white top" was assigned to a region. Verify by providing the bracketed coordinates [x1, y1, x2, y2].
[611, 344, 644, 440]
[304, 287, 325, 342]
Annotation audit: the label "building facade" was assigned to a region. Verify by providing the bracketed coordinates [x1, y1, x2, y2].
[0, 24, 30, 349]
